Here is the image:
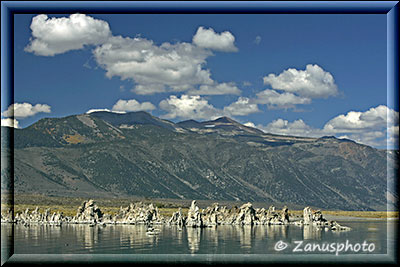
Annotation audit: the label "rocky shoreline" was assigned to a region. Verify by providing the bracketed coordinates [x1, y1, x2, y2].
[1, 199, 351, 231]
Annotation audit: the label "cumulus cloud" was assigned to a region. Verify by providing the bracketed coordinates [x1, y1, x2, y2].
[255, 89, 311, 110]
[223, 97, 260, 116]
[86, 108, 126, 114]
[133, 84, 168, 95]
[323, 105, 398, 133]
[250, 105, 399, 148]
[1, 118, 19, 128]
[192, 26, 238, 52]
[387, 125, 399, 147]
[263, 64, 338, 98]
[93, 34, 240, 95]
[188, 82, 241, 95]
[93, 35, 222, 95]
[159, 95, 261, 121]
[112, 99, 156, 112]
[322, 105, 399, 147]
[25, 14, 111, 56]
[2, 103, 51, 118]
[259, 118, 322, 137]
[338, 131, 386, 147]
[86, 99, 155, 115]
[26, 15, 239, 96]
[159, 95, 223, 120]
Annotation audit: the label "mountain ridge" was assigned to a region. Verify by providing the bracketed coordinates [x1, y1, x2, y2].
[1, 111, 398, 210]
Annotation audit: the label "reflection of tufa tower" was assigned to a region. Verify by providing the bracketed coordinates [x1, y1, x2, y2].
[187, 227, 201, 253]
[239, 225, 253, 249]
[303, 225, 322, 240]
[266, 225, 289, 239]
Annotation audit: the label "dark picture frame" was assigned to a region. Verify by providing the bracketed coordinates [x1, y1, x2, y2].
[1, 1, 398, 265]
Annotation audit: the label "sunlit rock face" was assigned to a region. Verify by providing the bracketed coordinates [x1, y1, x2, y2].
[0, 208, 13, 223]
[11, 207, 66, 225]
[72, 199, 103, 224]
[186, 200, 203, 227]
[4, 199, 350, 232]
[168, 208, 185, 226]
[112, 202, 165, 225]
[303, 207, 313, 225]
[202, 203, 219, 226]
[233, 202, 256, 225]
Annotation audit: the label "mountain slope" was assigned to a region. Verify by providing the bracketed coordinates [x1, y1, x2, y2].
[89, 111, 181, 132]
[1, 111, 397, 210]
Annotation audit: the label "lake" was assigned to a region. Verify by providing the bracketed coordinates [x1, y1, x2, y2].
[1, 218, 397, 263]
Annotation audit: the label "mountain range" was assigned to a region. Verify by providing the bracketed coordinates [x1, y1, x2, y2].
[1, 111, 398, 210]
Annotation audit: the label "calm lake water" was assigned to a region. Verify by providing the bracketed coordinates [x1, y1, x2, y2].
[2, 219, 396, 256]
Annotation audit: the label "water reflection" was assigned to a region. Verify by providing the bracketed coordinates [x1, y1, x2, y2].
[74, 225, 100, 250]
[253, 225, 267, 241]
[14, 224, 63, 248]
[203, 226, 219, 249]
[266, 225, 289, 240]
[239, 226, 253, 249]
[1, 224, 13, 262]
[187, 227, 201, 253]
[9, 221, 390, 254]
[118, 225, 161, 250]
[303, 225, 323, 240]
[169, 225, 183, 245]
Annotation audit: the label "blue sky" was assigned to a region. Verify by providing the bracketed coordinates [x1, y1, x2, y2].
[2, 13, 398, 148]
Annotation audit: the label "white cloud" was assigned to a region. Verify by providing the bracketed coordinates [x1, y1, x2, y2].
[254, 65, 338, 110]
[2, 103, 51, 118]
[223, 97, 260, 116]
[25, 14, 111, 56]
[259, 118, 322, 137]
[159, 95, 223, 120]
[1, 118, 19, 128]
[263, 64, 338, 98]
[93, 35, 218, 95]
[251, 105, 399, 148]
[86, 99, 155, 115]
[322, 105, 399, 148]
[112, 99, 156, 112]
[254, 36, 261, 45]
[387, 125, 399, 137]
[323, 105, 398, 133]
[86, 108, 126, 114]
[26, 16, 239, 96]
[133, 84, 170, 95]
[387, 125, 399, 147]
[192, 26, 238, 52]
[159, 95, 262, 120]
[188, 82, 241, 95]
[338, 131, 386, 147]
[244, 122, 256, 128]
[255, 89, 311, 110]
[93, 34, 240, 95]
